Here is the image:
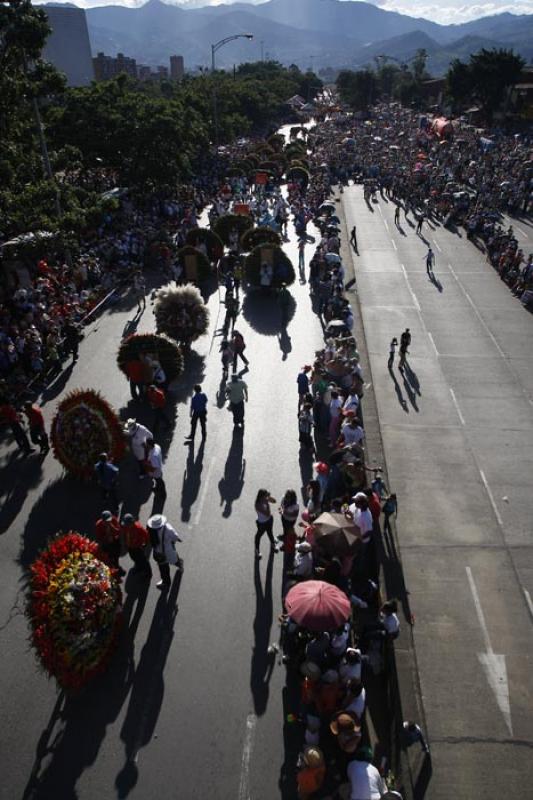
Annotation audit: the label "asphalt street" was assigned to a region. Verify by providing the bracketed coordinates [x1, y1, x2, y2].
[0, 199, 329, 798]
[342, 187, 533, 799]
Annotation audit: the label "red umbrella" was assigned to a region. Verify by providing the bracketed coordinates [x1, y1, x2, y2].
[285, 580, 351, 632]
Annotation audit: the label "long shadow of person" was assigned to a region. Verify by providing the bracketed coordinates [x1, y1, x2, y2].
[278, 328, 292, 360]
[0, 451, 44, 535]
[115, 572, 182, 798]
[218, 428, 245, 518]
[250, 549, 276, 716]
[181, 439, 205, 522]
[403, 362, 421, 396]
[215, 372, 228, 409]
[400, 362, 419, 412]
[39, 361, 75, 405]
[21, 575, 149, 800]
[388, 366, 409, 413]
[429, 271, 443, 293]
[298, 447, 313, 501]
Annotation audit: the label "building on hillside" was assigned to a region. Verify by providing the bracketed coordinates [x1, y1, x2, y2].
[157, 65, 169, 78]
[42, 6, 94, 86]
[93, 52, 137, 81]
[170, 55, 184, 80]
[138, 65, 152, 81]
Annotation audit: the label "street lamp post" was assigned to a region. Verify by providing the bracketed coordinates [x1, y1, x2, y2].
[211, 33, 253, 150]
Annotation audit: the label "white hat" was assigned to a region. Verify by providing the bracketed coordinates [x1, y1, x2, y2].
[101, 510, 113, 521]
[125, 418, 137, 429]
[147, 514, 167, 529]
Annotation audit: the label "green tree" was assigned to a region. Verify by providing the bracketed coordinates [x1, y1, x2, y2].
[337, 69, 378, 111]
[469, 48, 525, 122]
[446, 58, 473, 113]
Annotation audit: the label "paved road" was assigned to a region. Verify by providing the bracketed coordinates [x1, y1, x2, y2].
[0, 206, 330, 798]
[342, 187, 533, 799]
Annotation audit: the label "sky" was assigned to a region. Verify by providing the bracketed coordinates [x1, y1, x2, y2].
[36, 0, 533, 26]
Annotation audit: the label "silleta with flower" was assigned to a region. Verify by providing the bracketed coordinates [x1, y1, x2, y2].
[27, 532, 122, 689]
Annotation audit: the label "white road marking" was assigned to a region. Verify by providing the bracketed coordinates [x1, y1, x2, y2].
[193, 453, 217, 526]
[391, 238, 397, 251]
[399, 263, 420, 310]
[238, 714, 257, 800]
[447, 263, 506, 358]
[466, 567, 513, 737]
[449, 388, 465, 426]
[384, 219, 389, 231]
[433, 240, 442, 253]
[479, 469, 504, 529]
[427, 331, 439, 356]
[524, 589, 533, 620]
[515, 226, 528, 240]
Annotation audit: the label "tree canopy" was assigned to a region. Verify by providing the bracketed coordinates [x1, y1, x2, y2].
[446, 48, 525, 120]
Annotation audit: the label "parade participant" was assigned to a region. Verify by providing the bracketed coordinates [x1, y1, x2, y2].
[231, 329, 249, 371]
[22, 401, 49, 454]
[63, 318, 82, 363]
[125, 357, 145, 400]
[94, 510, 124, 573]
[388, 337, 398, 368]
[296, 746, 326, 800]
[424, 247, 435, 275]
[94, 452, 119, 509]
[133, 270, 146, 311]
[147, 513, 183, 589]
[279, 283, 291, 327]
[254, 488, 278, 559]
[382, 492, 398, 538]
[297, 365, 312, 410]
[347, 747, 387, 800]
[121, 513, 151, 577]
[124, 418, 153, 476]
[399, 328, 411, 368]
[226, 373, 248, 428]
[146, 383, 168, 433]
[278, 488, 300, 546]
[0, 400, 34, 455]
[298, 403, 316, 455]
[186, 383, 208, 443]
[144, 437, 166, 497]
[220, 339, 233, 376]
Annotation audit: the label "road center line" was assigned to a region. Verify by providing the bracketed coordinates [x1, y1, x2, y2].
[391, 238, 397, 251]
[383, 219, 389, 231]
[447, 262, 506, 358]
[193, 451, 217, 526]
[479, 469, 504, 528]
[433, 240, 442, 252]
[427, 331, 439, 356]
[449, 388, 465, 425]
[524, 589, 533, 620]
[466, 567, 494, 654]
[238, 714, 257, 800]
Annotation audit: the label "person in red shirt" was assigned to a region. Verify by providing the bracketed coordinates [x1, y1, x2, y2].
[146, 384, 168, 432]
[120, 513, 151, 577]
[125, 359, 145, 400]
[364, 487, 382, 526]
[23, 402, 49, 454]
[0, 401, 33, 455]
[95, 510, 124, 573]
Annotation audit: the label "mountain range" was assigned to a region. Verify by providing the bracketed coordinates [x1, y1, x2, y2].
[55, 0, 533, 74]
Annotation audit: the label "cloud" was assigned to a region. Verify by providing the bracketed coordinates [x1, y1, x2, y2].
[366, 0, 533, 24]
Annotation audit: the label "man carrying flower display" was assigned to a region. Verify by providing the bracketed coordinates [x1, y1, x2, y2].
[95, 511, 124, 575]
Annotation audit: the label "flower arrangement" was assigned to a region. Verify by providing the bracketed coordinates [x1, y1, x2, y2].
[244, 244, 296, 289]
[286, 165, 311, 189]
[175, 245, 213, 282]
[213, 213, 253, 248]
[27, 532, 122, 690]
[154, 283, 210, 344]
[117, 333, 184, 383]
[51, 389, 125, 479]
[185, 229, 224, 265]
[241, 226, 282, 252]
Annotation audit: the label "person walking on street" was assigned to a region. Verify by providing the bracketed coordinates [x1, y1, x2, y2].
[279, 282, 291, 327]
[95, 510, 125, 574]
[186, 384, 207, 443]
[124, 418, 153, 476]
[399, 328, 411, 369]
[382, 493, 398, 538]
[425, 247, 435, 275]
[146, 383, 168, 433]
[133, 270, 146, 311]
[416, 214, 425, 236]
[144, 437, 166, 497]
[220, 339, 233, 376]
[121, 513, 151, 577]
[254, 489, 278, 559]
[388, 337, 398, 369]
[350, 225, 358, 253]
[298, 239, 306, 276]
[226, 373, 248, 428]
[125, 357, 145, 400]
[63, 318, 81, 363]
[232, 330, 249, 371]
[297, 365, 312, 410]
[394, 204, 401, 226]
[0, 400, 34, 455]
[147, 513, 183, 589]
[94, 451, 119, 510]
[23, 401, 49, 453]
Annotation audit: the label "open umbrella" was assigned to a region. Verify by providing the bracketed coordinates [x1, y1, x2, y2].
[329, 215, 341, 224]
[325, 253, 341, 264]
[285, 580, 351, 631]
[319, 202, 336, 212]
[313, 512, 361, 557]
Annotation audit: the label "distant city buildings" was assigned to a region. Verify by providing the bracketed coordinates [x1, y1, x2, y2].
[42, 6, 94, 87]
[93, 53, 185, 82]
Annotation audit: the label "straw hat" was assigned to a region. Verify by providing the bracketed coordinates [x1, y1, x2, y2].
[330, 710, 361, 736]
[302, 746, 324, 769]
[147, 514, 167, 529]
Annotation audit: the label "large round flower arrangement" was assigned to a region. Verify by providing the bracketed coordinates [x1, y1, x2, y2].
[27, 532, 122, 690]
[51, 389, 125, 479]
[185, 228, 224, 264]
[154, 283, 210, 344]
[117, 332, 184, 384]
[213, 213, 253, 248]
[244, 244, 296, 289]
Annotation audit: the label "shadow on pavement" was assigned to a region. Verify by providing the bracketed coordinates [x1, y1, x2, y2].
[414, 752, 433, 799]
[21, 573, 153, 800]
[218, 428, 245, 518]
[388, 366, 409, 413]
[180, 439, 205, 522]
[39, 362, 75, 406]
[0, 451, 45, 536]
[429, 271, 443, 292]
[242, 291, 296, 336]
[250, 549, 276, 716]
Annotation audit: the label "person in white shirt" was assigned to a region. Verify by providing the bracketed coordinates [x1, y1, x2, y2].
[293, 541, 314, 578]
[343, 681, 366, 720]
[144, 437, 166, 497]
[124, 418, 153, 476]
[349, 493, 374, 544]
[339, 648, 363, 685]
[147, 513, 182, 589]
[341, 418, 365, 447]
[329, 390, 343, 445]
[347, 750, 387, 800]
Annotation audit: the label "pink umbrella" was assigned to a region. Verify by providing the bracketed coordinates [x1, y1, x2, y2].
[285, 580, 351, 631]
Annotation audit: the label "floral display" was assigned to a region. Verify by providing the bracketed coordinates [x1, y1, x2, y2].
[185, 228, 224, 265]
[241, 226, 282, 251]
[51, 389, 125, 479]
[244, 244, 296, 289]
[154, 283, 210, 344]
[27, 533, 122, 690]
[117, 332, 184, 383]
[213, 213, 253, 248]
